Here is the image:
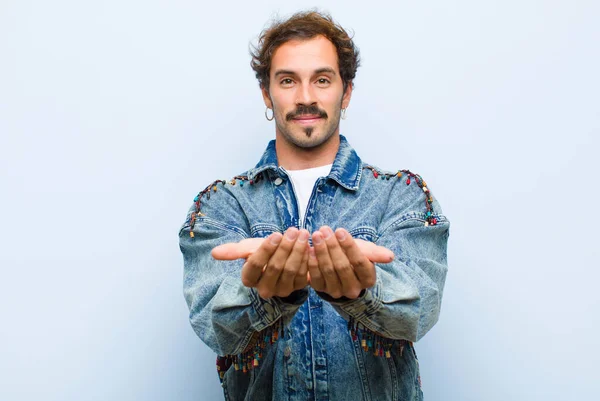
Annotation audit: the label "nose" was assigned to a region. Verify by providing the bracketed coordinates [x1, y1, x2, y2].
[296, 81, 316, 106]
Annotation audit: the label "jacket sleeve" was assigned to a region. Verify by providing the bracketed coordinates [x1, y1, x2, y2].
[178, 188, 308, 356]
[321, 178, 450, 342]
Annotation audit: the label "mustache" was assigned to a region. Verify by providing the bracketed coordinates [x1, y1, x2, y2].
[286, 105, 328, 121]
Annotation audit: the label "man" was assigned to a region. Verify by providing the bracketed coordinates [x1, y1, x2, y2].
[179, 10, 449, 401]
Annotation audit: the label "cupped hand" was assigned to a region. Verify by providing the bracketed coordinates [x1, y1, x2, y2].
[212, 234, 394, 264]
[237, 228, 310, 299]
[308, 226, 380, 299]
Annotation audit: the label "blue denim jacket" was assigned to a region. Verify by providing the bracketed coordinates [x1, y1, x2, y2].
[178, 135, 450, 401]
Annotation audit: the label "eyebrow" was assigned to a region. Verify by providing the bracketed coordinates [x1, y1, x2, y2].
[274, 67, 337, 77]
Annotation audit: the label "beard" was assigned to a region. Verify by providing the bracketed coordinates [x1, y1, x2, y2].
[274, 101, 342, 149]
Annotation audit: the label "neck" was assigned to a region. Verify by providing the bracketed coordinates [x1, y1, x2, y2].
[275, 133, 340, 170]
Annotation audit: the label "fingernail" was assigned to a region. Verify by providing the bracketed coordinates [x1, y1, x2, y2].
[335, 229, 346, 241]
[298, 230, 309, 243]
[313, 233, 323, 245]
[285, 228, 298, 240]
[270, 233, 282, 245]
[321, 227, 332, 240]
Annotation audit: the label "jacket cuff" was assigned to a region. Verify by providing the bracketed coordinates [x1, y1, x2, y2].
[317, 281, 383, 320]
[276, 288, 309, 305]
[248, 287, 308, 330]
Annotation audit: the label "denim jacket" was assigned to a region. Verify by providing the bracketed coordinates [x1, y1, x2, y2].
[178, 135, 450, 401]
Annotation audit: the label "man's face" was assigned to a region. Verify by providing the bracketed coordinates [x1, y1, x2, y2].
[262, 35, 352, 149]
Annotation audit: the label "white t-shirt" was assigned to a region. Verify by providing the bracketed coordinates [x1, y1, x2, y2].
[285, 164, 333, 226]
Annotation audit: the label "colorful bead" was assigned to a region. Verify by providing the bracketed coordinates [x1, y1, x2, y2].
[347, 316, 407, 362]
[214, 318, 285, 383]
[362, 166, 439, 230]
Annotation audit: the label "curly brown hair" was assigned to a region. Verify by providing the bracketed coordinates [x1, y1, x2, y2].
[250, 10, 360, 95]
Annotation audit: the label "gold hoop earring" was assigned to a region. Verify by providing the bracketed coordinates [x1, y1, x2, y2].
[265, 107, 274, 121]
[341, 108, 347, 120]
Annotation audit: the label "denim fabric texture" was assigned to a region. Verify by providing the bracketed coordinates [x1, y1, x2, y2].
[179, 135, 450, 401]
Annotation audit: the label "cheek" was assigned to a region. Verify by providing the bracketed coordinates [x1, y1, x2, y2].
[319, 92, 344, 109]
[270, 90, 295, 110]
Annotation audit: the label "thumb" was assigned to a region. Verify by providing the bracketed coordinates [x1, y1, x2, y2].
[355, 239, 395, 263]
[211, 238, 265, 260]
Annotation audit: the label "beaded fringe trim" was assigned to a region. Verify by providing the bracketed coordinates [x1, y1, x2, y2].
[215, 317, 411, 383]
[362, 166, 438, 227]
[216, 319, 283, 384]
[189, 174, 266, 236]
[348, 316, 409, 358]
[189, 167, 437, 237]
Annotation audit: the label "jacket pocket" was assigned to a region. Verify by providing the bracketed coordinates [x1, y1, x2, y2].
[250, 223, 282, 238]
[348, 226, 377, 242]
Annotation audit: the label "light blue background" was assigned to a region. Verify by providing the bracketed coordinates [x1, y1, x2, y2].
[1, 1, 598, 400]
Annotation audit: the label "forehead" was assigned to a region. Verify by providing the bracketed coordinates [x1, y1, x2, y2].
[270, 35, 339, 75]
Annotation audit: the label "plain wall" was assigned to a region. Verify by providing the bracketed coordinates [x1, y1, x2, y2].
[1, 1, 598, 400]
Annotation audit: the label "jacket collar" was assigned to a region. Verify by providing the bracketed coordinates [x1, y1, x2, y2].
[248, 134, 362, 191]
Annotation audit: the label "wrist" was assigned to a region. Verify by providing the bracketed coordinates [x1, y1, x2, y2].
[276, 288, 309, 305]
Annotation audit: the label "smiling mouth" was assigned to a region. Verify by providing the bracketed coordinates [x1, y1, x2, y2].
[293, 116, 323, 124]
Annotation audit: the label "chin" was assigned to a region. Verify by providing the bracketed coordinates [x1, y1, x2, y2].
[293, 130, 335, 149]
[278, 119, 339, 149]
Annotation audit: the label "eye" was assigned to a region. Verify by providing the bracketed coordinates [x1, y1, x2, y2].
[280, 78, 294, 86]
[316, 78, 331, 86]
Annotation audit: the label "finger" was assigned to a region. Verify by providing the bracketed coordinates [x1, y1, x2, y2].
[256, 227, 298, 298]
[312, 230, 343, 298]
[355, 239, 394, 264]
[212, 238, 265, 260]
[277, 229, 309, 296]
[336, 229, 377, 288]
[307, 247, 325, 291]
[294, 243, 309, 290]
[241, 233, 281, 288]
[320, 227, 362, 299]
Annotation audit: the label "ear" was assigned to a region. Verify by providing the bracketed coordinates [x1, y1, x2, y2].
[341, 81, 353, 109]
[261, 85, 273, 109]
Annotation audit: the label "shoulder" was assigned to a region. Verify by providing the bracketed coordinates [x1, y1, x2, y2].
[360, 163, 446, 227]
[182, 170, 268, 234]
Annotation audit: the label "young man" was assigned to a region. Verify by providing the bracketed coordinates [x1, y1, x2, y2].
[179, 11, 449, 401]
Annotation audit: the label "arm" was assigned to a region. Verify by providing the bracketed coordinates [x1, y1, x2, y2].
[313, 177, 450, 342]
[323, 214, 449, 342]
[179, 200, 308, 357]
